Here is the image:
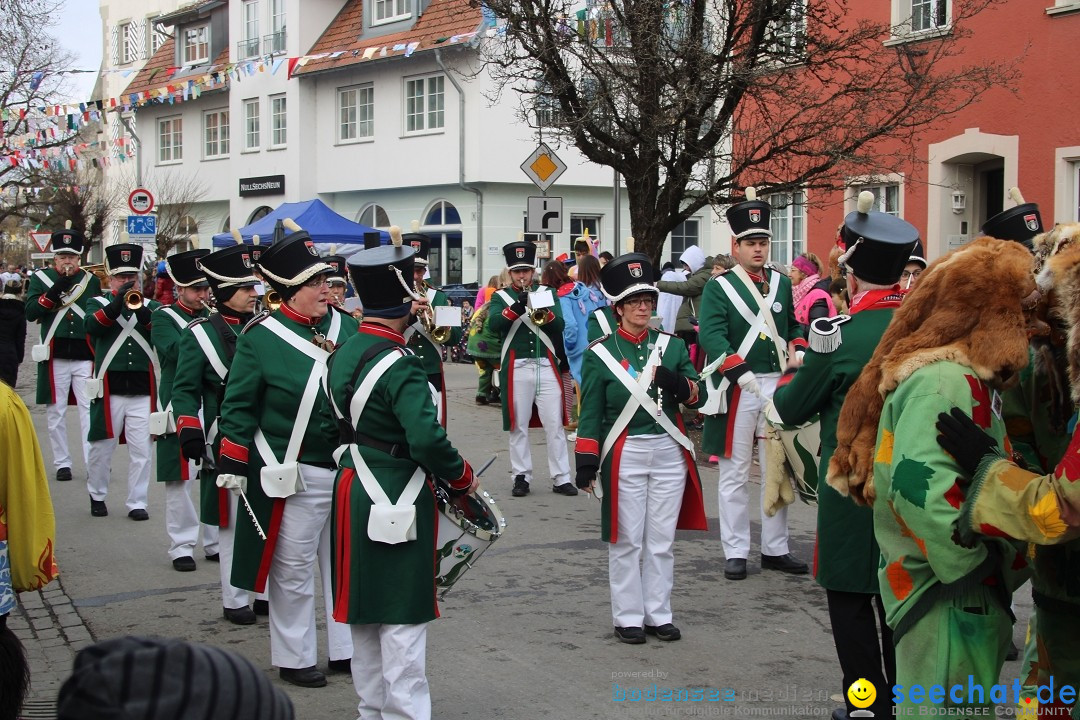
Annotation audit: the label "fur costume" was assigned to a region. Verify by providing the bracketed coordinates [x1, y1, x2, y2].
[827, 236, 1038, 505]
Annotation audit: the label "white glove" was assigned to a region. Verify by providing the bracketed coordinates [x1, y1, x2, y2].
[216, 473, 247, 495]
[737, 371, 760, 397]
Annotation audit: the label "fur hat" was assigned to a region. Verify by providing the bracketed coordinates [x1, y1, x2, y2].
[1033, 223, 1080, 403]
[827, 237, 1038, 505]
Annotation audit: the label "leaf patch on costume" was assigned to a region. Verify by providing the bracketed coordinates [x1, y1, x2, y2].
[1028, 492, 1068, 540]
[944, 480, 965, 509]
[965, 375, 992, 429]
[886, 559, 914, 601]
[875, 429, 894, 466]
[892, 457, 932, 509]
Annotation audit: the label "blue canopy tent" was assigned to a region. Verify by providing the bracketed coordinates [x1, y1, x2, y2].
[211, 199, 389, 258]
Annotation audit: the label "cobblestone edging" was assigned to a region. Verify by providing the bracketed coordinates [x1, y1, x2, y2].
[10, 578, 94, 718]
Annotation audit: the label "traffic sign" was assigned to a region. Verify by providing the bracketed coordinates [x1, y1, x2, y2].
[127, 214, 157, 239]
[128, 188, 155, 215]
[30, 232, 51, 252]
[520, 143, 567, 192]
[527, 196, 564, 234]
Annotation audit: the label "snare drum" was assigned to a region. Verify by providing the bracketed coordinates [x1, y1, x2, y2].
[434, 483, 506, 593]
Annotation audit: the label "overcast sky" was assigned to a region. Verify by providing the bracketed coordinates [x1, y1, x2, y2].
[53, 0, 104, 104]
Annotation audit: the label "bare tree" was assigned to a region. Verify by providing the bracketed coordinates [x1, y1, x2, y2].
[477, 0, 1017, 263]
[107, 166, 208, 259]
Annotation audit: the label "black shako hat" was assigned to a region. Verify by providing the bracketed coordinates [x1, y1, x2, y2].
[324, 254, 348, 285]
[601, 252, 658, 303]
[402, 233, 431, 266]
[982, 187, 1042, 250]
[52, 227, 87, 255]
[165, 249, 210, 288]
[104, 243, 144, 275]
[839, 191, 921, 285]
[502, 241, 536, 270]
[726, 187, 772, 241]
[255, 219, 332, 299]
[347, 225, 416, 319]
[198, 245, 260, 297]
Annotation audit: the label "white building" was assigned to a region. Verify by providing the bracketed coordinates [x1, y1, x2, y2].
[108, 0, 730, 282]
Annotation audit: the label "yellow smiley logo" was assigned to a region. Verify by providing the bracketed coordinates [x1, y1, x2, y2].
[847, 678, 876, 710]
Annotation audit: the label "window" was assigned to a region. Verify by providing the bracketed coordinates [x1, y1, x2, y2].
[270, 95, 287, 148]
[248, 206, 273, 223]
[338, 85, 374, 141]
[374, 0, 411, 24]
[182, 24, 209, 64]
[422, 201, 463, 285]
[243, 99, 260, 151]
[240, 1, 260, 58]
[120, 21, 140, 64]
[158, 116, 183, 163]
[267, 0, 286, 54]
[534, 89, 564, 129]
[404, 75, 444, 134]
[767, 0, 806, 61]
[204, 109, 229, 159]
[767, 191, 805, 267]
[856, 183, 900, 216]
[177, 216, 199, 252]
[911, 0, 948, 32]
[358, 204, 390, 227]
[669, 219, 700, 268]
[570, 216, 601, 251]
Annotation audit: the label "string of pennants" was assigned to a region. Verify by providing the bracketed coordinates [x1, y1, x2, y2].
[0, 29, 483, 170]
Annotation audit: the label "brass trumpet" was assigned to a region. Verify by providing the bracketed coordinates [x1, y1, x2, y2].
[416, 281, 452, 344]
[124, 289, 144, 310]
[517, 277, 549, 325]
[264, 290, 282, 312]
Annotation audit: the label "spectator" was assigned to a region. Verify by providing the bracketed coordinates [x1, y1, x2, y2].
[0, 280, 26, 387]
[598, 251, 614, 267]
[655, 244, 713, 367]
[789, 253, 836, 329]
[154, 259, 176, 305]
[657, 261, 686, 333]
[541, 260, 576, 428]
[475, 274, 499, 309]
[0, 264, 22, 290]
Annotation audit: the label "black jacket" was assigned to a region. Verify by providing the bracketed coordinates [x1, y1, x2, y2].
[0, 295, 26, 387]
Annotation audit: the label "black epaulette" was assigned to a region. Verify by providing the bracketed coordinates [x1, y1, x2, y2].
[586, 334, 611, 350]
[186, 316, 210, 330]
[241, 309, 270, 334]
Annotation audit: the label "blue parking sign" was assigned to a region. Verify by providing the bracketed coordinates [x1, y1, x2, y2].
[127, 214, 157, 238]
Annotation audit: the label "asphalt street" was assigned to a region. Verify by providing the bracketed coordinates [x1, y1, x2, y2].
[10, 348, 1035, 720]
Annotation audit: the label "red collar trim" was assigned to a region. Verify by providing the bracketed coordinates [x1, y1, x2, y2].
[745, 270, 765, 284]
[176, 300, 198, 316]
[359, 322, 405, 344]
[280, 302, 316, 325]
[220, 313, 242, 325]
[617, 326, 650, 343]
[850, 287, 904, 314]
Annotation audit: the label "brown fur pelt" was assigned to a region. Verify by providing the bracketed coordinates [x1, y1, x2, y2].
[1035, 229, 1080, 402]
[827, 237, 1037, 506]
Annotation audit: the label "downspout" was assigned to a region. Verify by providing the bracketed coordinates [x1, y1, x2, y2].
[435, 49, 484, 284]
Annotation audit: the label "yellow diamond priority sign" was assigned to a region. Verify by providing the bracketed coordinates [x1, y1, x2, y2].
[521, 142, 567, 192]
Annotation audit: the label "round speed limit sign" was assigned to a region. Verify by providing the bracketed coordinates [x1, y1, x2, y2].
[129, 188, 155, 215]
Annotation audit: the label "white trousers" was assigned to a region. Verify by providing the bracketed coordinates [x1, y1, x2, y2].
[86, 394, 152, 512]
[45, 359, 93, 473]
[351, 623, 430, 720]
[508, 358, 570, 485]
[609, 435, 687, 628]
[715, 374, 790, 559]
[268, 463, 352, 668]
[218, 492, 251, 609]
[164, 476, 219, 560]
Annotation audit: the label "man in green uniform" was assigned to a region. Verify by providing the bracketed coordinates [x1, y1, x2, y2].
[487, 240, 574, 497]
[401, 229, 463, 427]
[326, 232, 475, 720]
[772, 192, 918, 720]
[215, 224, 357, 687]
[171, 244, 261, 625]
[84, 243, 161, 520]
[698, 188, 807, 580]
[23, 227, 102, 483]
[151, 250, 214, 572]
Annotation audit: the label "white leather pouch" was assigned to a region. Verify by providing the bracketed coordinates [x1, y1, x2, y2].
[367, 504, 417, 545]
[261, 462, 303, 498]
[31, 344, 50, 362]
[84, 378, 103, 399]
[148, 410, 176, 436]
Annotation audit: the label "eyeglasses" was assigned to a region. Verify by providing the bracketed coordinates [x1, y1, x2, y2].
[900, 269, 923, 279]
[622, 295, 656, 308]
[303, 276, 330, 289]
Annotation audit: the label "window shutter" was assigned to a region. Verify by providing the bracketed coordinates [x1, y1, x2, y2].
[110, 25, 119, 66]
[137, 19, 147, 60]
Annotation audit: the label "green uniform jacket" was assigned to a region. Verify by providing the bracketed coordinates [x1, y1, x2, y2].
[486, 285, 567, 431]
[151, 302, 207, 483]
[698, 269, 804, 458]
[171, 313, 243, 526]
[872, 360, 1029, 637]
[326, 322, 470, 625]
[24, 268, 103, 405]
[405, 284, 463, 426]
[217, 307, 358, 593]
[772, 307, 894, 594]
[84, 294, 163, 441]
[577, 328, 708, 542]
[586, 306, 616, 343]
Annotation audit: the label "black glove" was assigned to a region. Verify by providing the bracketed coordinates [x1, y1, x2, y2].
[104, 280, 136, 319]
[654, 366, 693, 405]
[181, 437, 206, 462]
[509, 294, 527, 317]
[936, 407, 999, 477]
[576, 464, 598, 490]
[135, 305, 153, 326]
[44, 273, 76, 302]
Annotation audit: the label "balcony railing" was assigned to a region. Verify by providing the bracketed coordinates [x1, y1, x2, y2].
[237, 37, 260, 59]
[263, 30, 286, 56]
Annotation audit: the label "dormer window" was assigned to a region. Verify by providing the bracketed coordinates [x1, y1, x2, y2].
[374, 0, 411, 25]
[182, 24, 210, 64]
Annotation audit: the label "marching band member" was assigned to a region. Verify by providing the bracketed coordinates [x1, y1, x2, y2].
[486, 240, 574, 497]
[215, 225, 356, 687]
[327, 234, 475, 720]
[151, 250, 216, 573]
[84, 243, 161, 520]
[171, 245, 261, 624]
[771, 193, 918, 720]
[574, 253, 707, 644]
[23, 227, 102, 483]
[324, 252, 348, 310]
[402, 228, 462, 427]
[698, 188, 808, 580]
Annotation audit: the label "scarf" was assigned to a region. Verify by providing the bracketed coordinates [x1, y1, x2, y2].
[791, 273, 820, 306]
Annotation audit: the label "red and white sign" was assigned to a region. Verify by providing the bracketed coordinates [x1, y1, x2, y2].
[128, 188, 155, 215]
[30, 232, 51, 252]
